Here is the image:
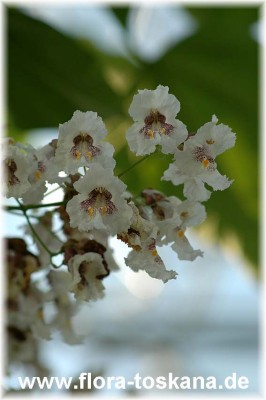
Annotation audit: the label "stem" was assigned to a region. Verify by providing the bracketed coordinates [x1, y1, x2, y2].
[15, 199, 61, 257]
[118, 153, 152, 178]
[6, 201, 65, 211]
[6, 208, 64, 244]
[5, 210, 40, 219]
[44, 184, 62, 197]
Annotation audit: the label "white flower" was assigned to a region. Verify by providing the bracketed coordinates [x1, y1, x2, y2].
[191, 115, 236, 157]
[150, 196, 182, 242]
[125, 239, 177, 283]
[68, 252, 108, 302]
[171, 232, 204, 261]
[48, 270, 73, 296]
[175, 199, 207, 228]
[149, 195, 206, 261]
[66, 164, 133, 234]
[117, 203, 177, 282]
[21, 182, 47, 205]
[126, 85, 188, 156]
[55, 110, 115, 173]
[48, 270, 82, 344]
[87, 231, 120, 273]
[8, 292, 52, 340]
[3, 142, 33, 198]
[117, 202, 158, 251]
[162, 116, 236, 201]
[34, 140, 64, 184]
[68, 228, 117, 260]
[21, 140, 69, 204]
[20, 154, 49, 204]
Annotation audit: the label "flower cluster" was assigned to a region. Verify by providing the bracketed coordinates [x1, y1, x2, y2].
[3, 85, 236, 356]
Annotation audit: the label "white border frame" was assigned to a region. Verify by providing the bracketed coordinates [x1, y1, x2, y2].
[0, 1, 264, 399]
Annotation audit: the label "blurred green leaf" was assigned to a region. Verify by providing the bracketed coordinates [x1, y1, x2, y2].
[111, 7, 129, 27]
[7, 8, 123, 131]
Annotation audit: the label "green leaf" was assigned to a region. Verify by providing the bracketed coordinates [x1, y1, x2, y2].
[7, 8, 123, 131]
[111, 7, 129, 27]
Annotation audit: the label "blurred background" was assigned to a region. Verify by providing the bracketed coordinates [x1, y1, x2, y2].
[6, 3, 260, 396]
